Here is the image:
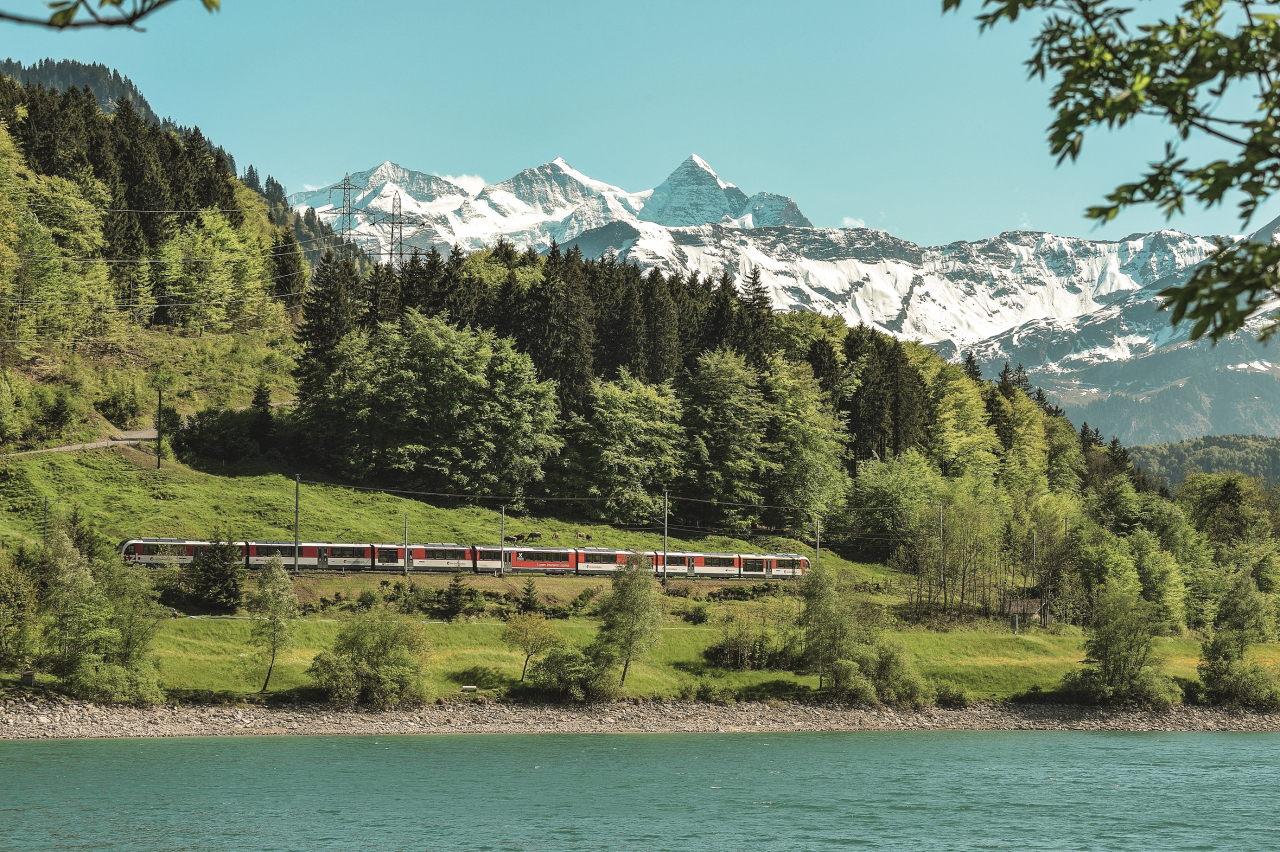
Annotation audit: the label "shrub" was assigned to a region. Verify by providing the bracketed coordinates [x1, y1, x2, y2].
[847, 639, 930, 709]
[174, 406, 261, 463]
[528, 642, 619, 703]
[356, 589, 378, 611]
[686, 603, 710, 625]
[307, 615, 431, 708]
[64, 658, 164, 705]
[829, 659, 877, 705]
[933, 680, 974, 710]
[96, 378, 142, 428]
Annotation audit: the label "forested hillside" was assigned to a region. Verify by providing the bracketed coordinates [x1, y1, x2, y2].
[4, 65, 1280, 710]
[0, 58, 159, 123]
[1131, 435, 1280, 488]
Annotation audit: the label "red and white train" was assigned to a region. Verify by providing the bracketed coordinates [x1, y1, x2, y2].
[119, 539, 810, 579]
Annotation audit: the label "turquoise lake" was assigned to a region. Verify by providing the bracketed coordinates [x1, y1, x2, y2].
[2, 731, 1278, 850]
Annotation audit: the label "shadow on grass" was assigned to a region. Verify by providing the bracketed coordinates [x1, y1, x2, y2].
[447, 665, 513, 690]
[733, 679, 815, 702]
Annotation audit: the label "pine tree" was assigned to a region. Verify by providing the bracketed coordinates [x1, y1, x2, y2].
[294, 250, 362, 402]
[268, 230, 305, 306]
[962, 350, 982, 382]
[526, 242, 595, 413]
[242, 164, 261, 193]
[643, 269, 680, 384]
[806, 338, 843, 404]
[888, 340, 929, 455]
[363, 262, 401, 329]
[702, 271, 738, 354]
[737, 266, 774, 368]
[519, 576, 542, 614]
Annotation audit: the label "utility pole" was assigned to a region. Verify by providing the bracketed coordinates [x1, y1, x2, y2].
[43, 496, 48, 548]
[663, 489, 669, 581]
[815, 516, 821, 569]
[499, 506, 506, 578]
[293, 474, 300, 574]
[156, 387, 162, 469]
[403, 514, 409, 577]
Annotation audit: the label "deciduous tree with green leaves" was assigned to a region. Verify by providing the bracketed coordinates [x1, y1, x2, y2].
[247, 555, 298, 692]
[946, 0, 1280, 342]
[502, 613, 560, 681]
[596, 556, 663, 686]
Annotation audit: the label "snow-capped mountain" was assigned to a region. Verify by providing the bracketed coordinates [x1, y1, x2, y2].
[288, 154, 808, 258]
[291, 154, 1279, 444]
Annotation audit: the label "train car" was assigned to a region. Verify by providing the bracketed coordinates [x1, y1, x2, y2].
[246, 542, 375, 571]
[474, 547, 506, 574]
[654, 551, 699, 577]
[410, 544, 474, 573]
[739, 553, 772, 579]
[119, 538, 228, 566]
[577, 547, 639, 575]
[507, 546, 577, 574]
[684, 552, 740, 578]
[771, 554, 810, 578]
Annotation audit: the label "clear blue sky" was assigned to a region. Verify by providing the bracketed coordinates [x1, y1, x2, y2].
[6, 0, 1274, 245]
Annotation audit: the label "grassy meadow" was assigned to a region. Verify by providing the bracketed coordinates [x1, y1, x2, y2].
[4, 445, 1257, 705]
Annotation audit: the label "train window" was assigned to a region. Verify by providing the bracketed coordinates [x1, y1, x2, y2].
[377, 549, 400, 564]
[703, 556, 735, 567]
[193, 546, 205, 557]
[261, 546, 295, 558]
[518, 551, 569, 562]
[776, 559, 799, 570]
[477, 550, 500, 561]
[123, 544, 136, 556]
[664, 556, 687, 567]
[331, 547, 364, 559]
[143, 544, 160, 556]
[743, 559, 765, 572]
[423, 549, 467, 561]
[582, 552, 619, 564]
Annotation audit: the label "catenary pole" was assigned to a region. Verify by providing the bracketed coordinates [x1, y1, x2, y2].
[499, 506, 506, 578]
[404, 514, 409, 577]
[663, 489, 669, 580]
[815, 516, 821, 568]
[156, 388, 162, 469]
[293, 474, 300, 574]
[43, 496, 48, 548]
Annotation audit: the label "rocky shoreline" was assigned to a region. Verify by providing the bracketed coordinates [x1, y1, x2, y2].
[5, 694, 1280, 739]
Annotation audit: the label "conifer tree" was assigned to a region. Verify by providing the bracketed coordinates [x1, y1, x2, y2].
[806, 337, 843, 405]
[962, 350, 982, 382]
[737, 266, 775, 368]
[528, 243, 596, 413]
[268, 230, 305, 306]
[363, 262, 401, 329]
[242, 164, 261, 193]
[702, 271, 738, 354]
[643, 269, 680, 384]
[295, 250, 362, 401]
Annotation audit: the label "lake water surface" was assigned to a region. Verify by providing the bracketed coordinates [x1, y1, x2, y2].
[2, 731, 1277, 850]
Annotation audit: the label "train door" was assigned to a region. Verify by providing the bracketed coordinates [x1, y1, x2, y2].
[687, 556, 695, 578]
[317, 546, 328, 571]
[766, 559, 773, 579]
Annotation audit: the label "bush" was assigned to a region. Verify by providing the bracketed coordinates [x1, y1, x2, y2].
[64, 658, 164, 706]
[356, 589, 379, 611]
[686, 603, 710, 625]
[96, 378, 142, 428]
[528, 642, 619, 703]
[1198, 655, 1280, 710]
[846, 639, 930, 709]
[933, 680, 974, 710]
[829, 659, 877, 705]
[174, 406, 261, 463]
[307, 615, 431, 708]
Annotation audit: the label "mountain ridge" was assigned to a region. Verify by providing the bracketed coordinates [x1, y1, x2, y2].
[291, 154, 1279, 444]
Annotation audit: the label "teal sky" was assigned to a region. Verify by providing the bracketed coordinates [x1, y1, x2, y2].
[5, 0, 1273, 245]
